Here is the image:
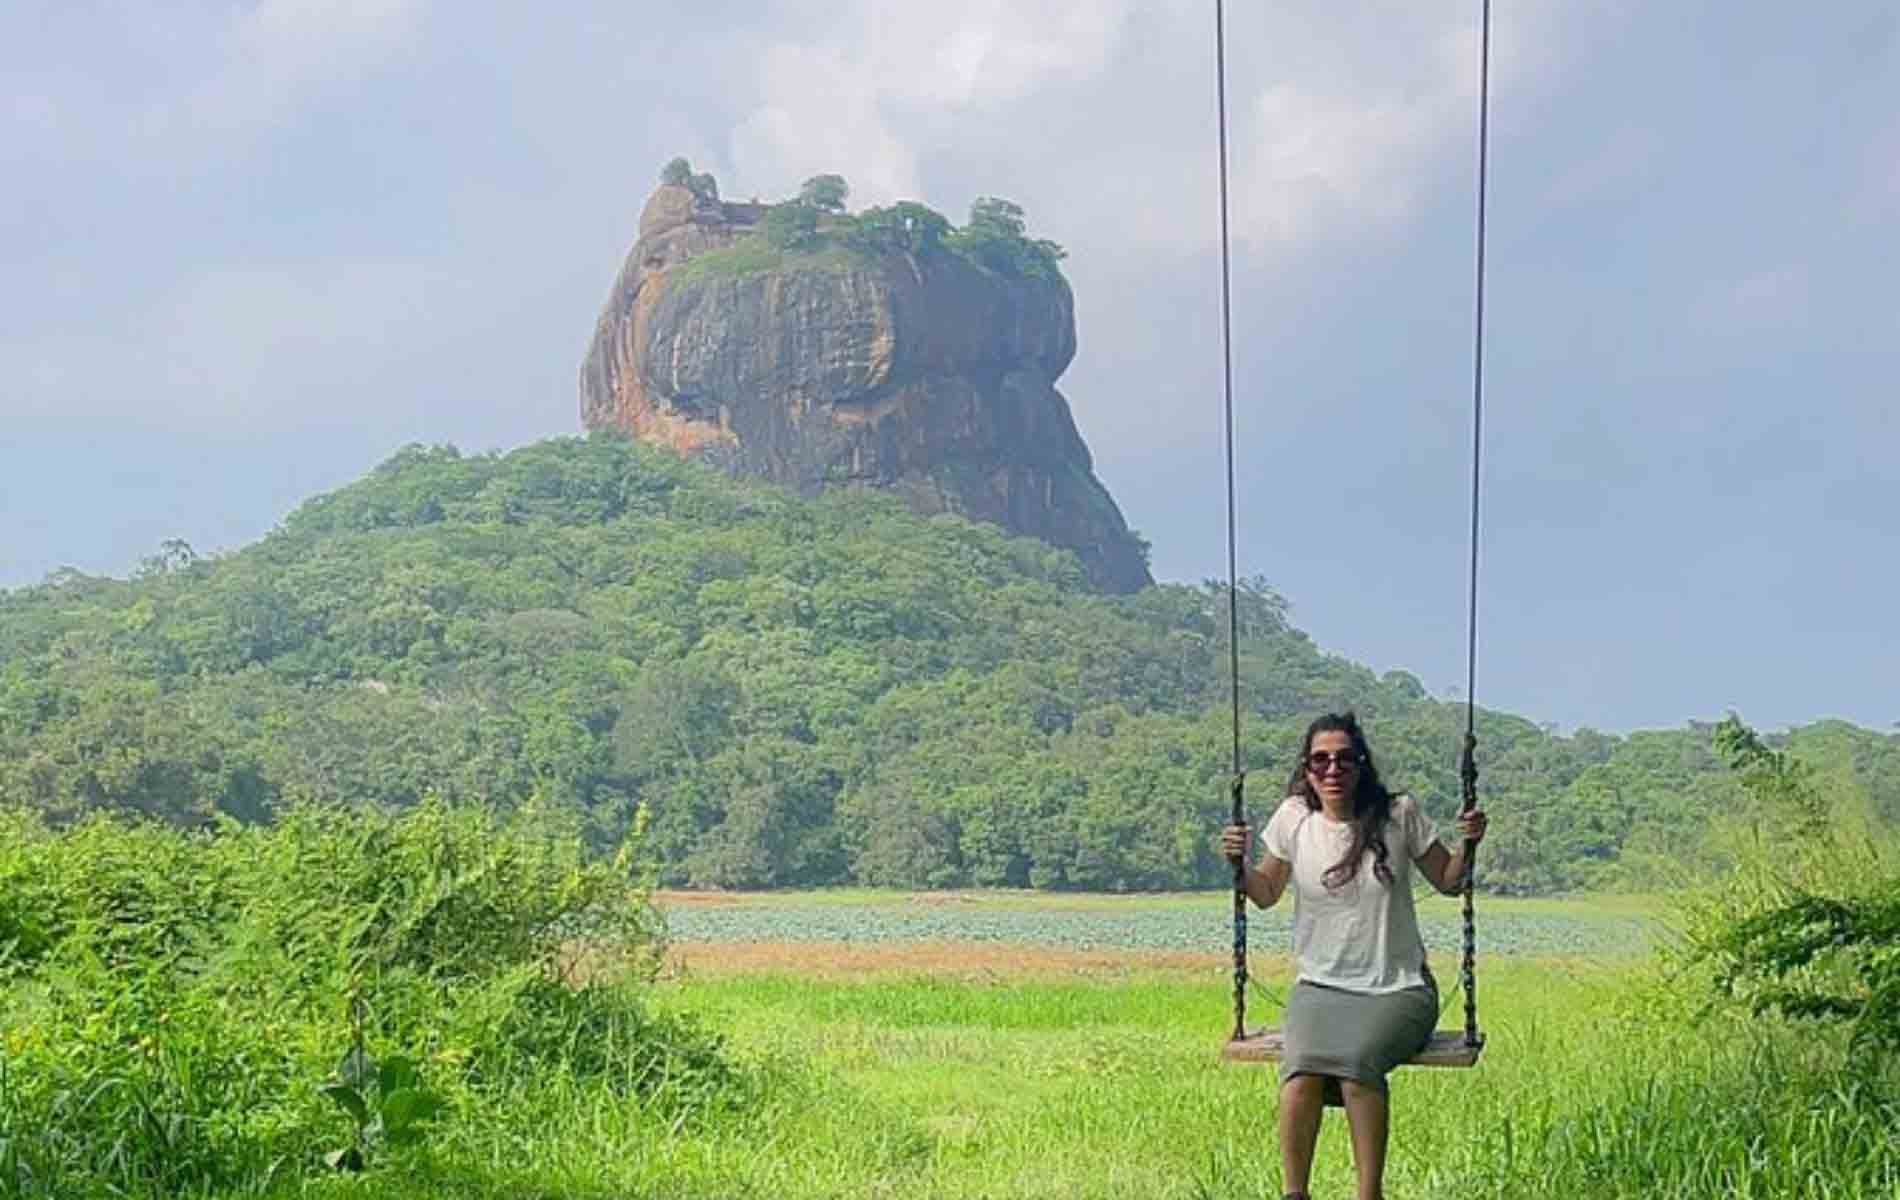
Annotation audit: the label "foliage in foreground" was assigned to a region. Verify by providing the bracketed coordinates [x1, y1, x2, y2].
[0, 802, 752, 1198]
[3, 806, 1897, 1200]
[1435, 1033, 1900, 1199]
[1672, 715, 1900, 1058]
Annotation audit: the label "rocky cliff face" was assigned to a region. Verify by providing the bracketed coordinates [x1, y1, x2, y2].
[580, 184, 1151, 593]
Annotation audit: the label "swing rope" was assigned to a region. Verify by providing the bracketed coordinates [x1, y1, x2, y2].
[1213, 0, 1249, 1047]
[1457, 0, 1494, 1052]
[1218, 0, 1494, 1056]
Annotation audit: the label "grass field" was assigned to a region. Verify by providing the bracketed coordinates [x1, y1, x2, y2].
[612, 890, 1890, 1200]
[8, 882, 1895, 1200]
[281, 890, 1891, 1200]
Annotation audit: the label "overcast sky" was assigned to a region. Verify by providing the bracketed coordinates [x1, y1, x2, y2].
[3, 1, 1895, 735]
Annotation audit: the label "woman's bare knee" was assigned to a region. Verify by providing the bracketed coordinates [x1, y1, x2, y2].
[1338, 1079, 1383, 1104]
[1281, 1074, 1328, 1100]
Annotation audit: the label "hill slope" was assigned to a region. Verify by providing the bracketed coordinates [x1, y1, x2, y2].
[2, 435, 1895, 892]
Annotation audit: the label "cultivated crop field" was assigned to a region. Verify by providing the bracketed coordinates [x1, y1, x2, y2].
[655, 888, 1661, 959]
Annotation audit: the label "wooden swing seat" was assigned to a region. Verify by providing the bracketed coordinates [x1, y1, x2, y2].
[1223, 1028, 1484, 1069]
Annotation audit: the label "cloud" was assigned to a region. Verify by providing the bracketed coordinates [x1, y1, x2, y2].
[727, 0, 1134, 206]
[695, 0, 1628, 272]
[8, 90, 59, 137]
[1689, 265, 1812, 342]
[1237, 81, 1439, 246]
[0, 1, 429, 165]
[864, 0, 1129, 108]
[167, 0, 428, 140]
[729, 42, 924, 204]
[1, 259, 443, 434]
[1229, 0, 1601, 252]
[1727, 267, 1809, 315]
[1857, 120, 1900, 215]
[1530, 124, 1664, 218]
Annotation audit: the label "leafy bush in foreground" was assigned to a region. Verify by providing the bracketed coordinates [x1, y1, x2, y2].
[0, 801, 749, 1197]
[1670, 716, 1900, 1061]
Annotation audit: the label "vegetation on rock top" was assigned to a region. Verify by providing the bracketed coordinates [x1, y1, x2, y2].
[659, 157, 1068, 285]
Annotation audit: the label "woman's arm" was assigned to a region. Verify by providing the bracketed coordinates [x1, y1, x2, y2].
[1416, 841, 1466, 896]
[1415, 809, 1488, 895]
[1241, 852, 1292, 910]
[1221, 822, 1292, 910]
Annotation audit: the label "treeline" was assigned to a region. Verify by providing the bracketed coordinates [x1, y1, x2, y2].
[3, 435, 1896, 893]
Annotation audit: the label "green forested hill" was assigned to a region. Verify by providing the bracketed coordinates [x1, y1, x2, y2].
[2, 435, 1894, 893]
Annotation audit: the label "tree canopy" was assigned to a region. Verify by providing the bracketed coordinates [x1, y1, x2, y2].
[798, 174, 849, 212]
[3, 435, 1895, 892]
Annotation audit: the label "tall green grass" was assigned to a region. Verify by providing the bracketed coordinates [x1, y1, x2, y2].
[651, 960, 1898, 1200]
[0, 801, 752, 1199]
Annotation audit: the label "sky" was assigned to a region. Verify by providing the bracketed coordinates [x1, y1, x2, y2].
[2, 0, 1895, 736]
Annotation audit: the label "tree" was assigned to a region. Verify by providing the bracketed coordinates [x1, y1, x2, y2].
[967, 196, 1027, 240]
[949, 197, 1067, 279]
[134, 538, 200, 580]
[659, 157, 719, 201]
[798, 174, 849, 213]
[856, 202, 952, 256]
[1713, 713, 1829, 837]
[761, 201, 819, 250]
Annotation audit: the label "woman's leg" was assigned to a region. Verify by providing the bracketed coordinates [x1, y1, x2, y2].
[1277, 1073, 1327, 1197]
[1338, 1079, 1390, 1200]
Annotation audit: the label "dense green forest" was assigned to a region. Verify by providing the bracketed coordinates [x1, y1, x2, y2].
[3, 434, 1895, 894]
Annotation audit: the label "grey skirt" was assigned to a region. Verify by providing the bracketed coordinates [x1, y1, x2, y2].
[1278, 977, 1438, 1102]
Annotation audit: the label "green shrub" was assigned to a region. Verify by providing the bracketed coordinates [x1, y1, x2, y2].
[797, 174, 848, 212]
[1671, 715, 1900, 1061]
[0, 800, 747, 1197]
[760, 201, 819, 251]
[946, 196, 1067, 279]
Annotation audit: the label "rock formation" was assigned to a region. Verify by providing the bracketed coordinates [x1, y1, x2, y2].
[579, 182, 1152, 593]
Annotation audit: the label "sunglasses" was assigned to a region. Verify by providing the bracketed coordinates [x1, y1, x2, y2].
[1304, 750, 1363, 773]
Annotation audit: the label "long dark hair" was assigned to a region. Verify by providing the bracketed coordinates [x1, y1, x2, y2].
[1284, 711, 1397, 888]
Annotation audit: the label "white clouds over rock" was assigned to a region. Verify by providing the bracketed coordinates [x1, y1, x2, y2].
[729, 0, 1130, 206]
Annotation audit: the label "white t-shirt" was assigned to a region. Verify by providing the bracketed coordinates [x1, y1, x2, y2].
[1261, 793, 1442, 994]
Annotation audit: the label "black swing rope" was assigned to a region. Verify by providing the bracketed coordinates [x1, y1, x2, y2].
[1219, 0, 1493, 1054]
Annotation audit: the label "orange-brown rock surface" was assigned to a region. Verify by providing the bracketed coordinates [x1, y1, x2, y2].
[579, 184, 1151, 593]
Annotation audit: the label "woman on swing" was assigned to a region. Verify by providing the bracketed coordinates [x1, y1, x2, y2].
[1222, 712, 1487, 1200]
